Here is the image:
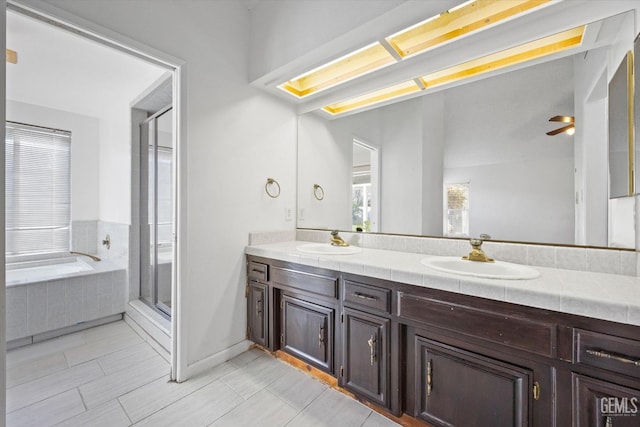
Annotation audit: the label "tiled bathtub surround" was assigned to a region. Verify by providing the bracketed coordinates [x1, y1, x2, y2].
[246, 241, 640, 327]
[6, 268, 127, 344]
[295, 229, 639, 277]
[97, 221, 130, 266]
[71, 220, 98, 255]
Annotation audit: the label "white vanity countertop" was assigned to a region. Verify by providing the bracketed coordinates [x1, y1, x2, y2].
[246, 241, 640, 327]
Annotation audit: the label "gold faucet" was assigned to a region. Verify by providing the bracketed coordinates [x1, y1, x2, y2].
[330, 230, 349, 247]
[462, 234, 494, 263]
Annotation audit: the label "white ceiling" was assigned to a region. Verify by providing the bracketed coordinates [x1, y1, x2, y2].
[6, 10, 168, 120]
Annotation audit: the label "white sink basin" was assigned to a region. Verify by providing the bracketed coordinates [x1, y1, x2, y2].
[296, 243, 362, 255]
[421, 256, 539, 280]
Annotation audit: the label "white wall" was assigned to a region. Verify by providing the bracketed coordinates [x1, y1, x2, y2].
[6, 100, 100, 221]
[35, 0, 298, 371]
[380, 98, 423, 234]
[98, 117, 130, 224]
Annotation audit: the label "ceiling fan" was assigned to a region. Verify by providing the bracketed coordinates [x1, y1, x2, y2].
[546, 115, 575, 136]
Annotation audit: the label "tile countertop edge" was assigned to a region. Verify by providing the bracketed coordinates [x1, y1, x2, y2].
[245, 241, 640, 327]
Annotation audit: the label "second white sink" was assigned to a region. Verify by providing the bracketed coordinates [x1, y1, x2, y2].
[421, 256, 539, 280]
[296, 243, 362, 255]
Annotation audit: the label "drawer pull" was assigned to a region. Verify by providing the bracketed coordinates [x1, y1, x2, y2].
[352, 292, 378, 301]
[367, 335, 376, 366]
[586, 349, 640, 366]
[427, 359, 433, 396]
[318, 325, 325, 348]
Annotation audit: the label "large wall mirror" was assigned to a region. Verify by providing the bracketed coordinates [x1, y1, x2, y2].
[297, 11, 638, 249]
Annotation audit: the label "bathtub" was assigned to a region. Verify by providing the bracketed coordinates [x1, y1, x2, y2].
[5, 256, 127, 345]
[6, 257, 94, 286]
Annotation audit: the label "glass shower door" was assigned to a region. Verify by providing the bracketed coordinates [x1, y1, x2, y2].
[140, 106, 173, 317]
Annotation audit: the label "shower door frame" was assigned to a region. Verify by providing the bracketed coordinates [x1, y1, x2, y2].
[140, 105, 173, 318]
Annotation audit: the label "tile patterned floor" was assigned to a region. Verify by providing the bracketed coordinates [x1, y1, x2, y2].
[5, 320, 400, 426]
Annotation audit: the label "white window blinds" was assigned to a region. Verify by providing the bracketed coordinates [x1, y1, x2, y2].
[5, 122, 71, 259]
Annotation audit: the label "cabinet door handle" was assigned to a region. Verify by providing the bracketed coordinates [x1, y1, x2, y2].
[427, 359, 433, 396]
[351, 292, 378, 301]
[255, 299, 262, 316]
[318, 325, 325, 348]
[605, 415, 613, 427]
[586, 349, 640, 366]
[367, 335, 376, 366]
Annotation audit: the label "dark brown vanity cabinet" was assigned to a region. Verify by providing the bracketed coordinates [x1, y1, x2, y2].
[413, 336, 532, 427]
[247, 281, 268, 347]
[573, 329, 640, 427]
[246, 255, 640, 427]
[281, 294, 335, 373]
[342, 307, 390, 407]
[573, 374, 640, 427]
[340, 279, 393, 409]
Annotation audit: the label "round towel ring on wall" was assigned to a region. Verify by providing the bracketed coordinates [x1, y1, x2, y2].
[313, 184, 325, 201]
[265, 178, 281, 198]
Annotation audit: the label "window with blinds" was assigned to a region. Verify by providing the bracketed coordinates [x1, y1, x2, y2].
[5, 122, 71, 260]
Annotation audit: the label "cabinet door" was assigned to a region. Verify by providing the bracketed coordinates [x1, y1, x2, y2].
[415, 336, 531, 427]
[282, 295, 334, 373]
[247, 281, 268, 347]
[573, 374, 640, 427]
[342, 307, 390, 408]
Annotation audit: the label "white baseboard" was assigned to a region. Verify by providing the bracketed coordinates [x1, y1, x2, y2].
[186, 340, 252, 379]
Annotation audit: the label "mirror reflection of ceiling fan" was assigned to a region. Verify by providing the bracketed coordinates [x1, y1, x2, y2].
[6, 49, 17, 64]
[546, 115, 575, 136]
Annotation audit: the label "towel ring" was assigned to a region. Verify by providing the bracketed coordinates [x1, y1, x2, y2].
[313, 184, 325, 201]
[265, 178, 281, 198]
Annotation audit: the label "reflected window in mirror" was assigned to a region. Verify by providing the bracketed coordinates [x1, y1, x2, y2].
[352, 139, 380, 232]
[445, 183, 469, 238]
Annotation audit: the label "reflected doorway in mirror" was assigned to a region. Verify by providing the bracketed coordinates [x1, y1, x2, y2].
[352, 139, 380, 232]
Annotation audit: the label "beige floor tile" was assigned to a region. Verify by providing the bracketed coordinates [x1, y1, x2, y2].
[287, 388, 373, 427]
[55, 399, 131, 427]
[133, 380, 244, 426]
[7, 361, 104, 413]
[6, 351, 68, 388]
[119, 361, 237, 423]
[219, 354, 289, 399]
[79, 354, 169, 408]
[361, 410, 401, 427]
[97, 341, 159, 375]
[209, 388, 298, 427]
[64, 331, 144, 367]
[266, 366, 327, 411]
[6, 389, 85, 427]
[6, 333, 85, 368]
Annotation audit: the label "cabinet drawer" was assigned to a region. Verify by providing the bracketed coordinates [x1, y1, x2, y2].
[575, 329, 640, 379]
[344, 281, 391, 314]
[272, 267, 338, 298]
[248, 261, 268, 282]
[399, 292, 556, 357]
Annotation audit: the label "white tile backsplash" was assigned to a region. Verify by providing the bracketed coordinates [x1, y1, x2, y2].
[293, 229, 639, 277]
